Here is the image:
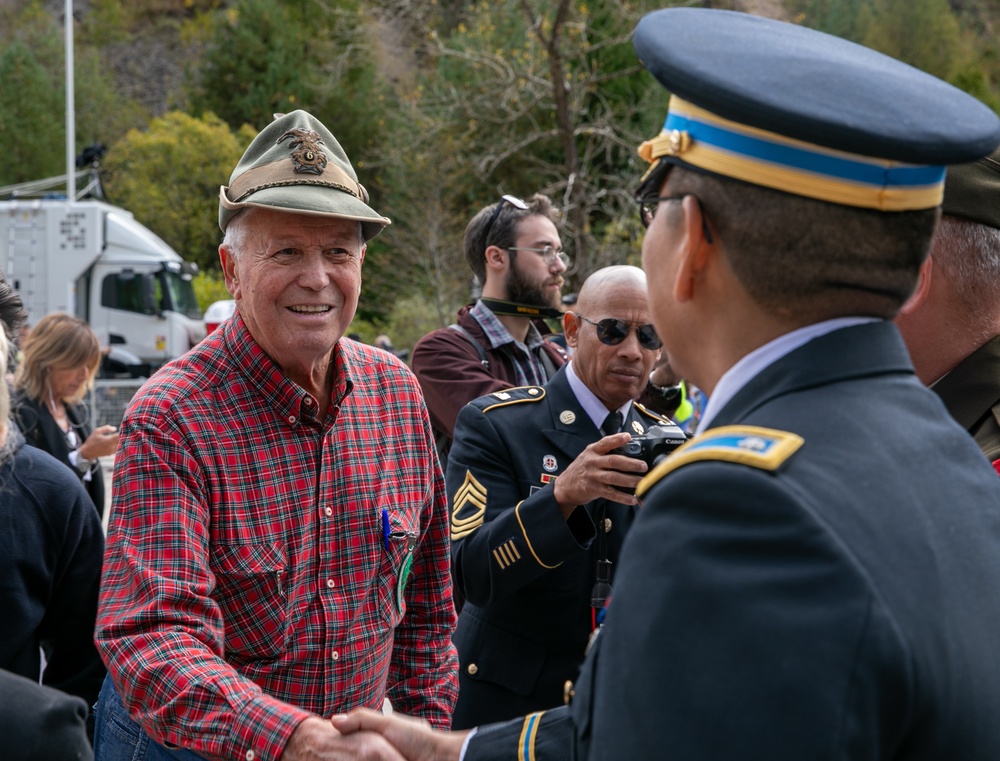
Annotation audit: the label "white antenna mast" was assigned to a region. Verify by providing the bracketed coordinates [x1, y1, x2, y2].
[65, 0, 75, 202]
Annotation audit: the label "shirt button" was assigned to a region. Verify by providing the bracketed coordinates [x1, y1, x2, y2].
[323, 507, 333, 517]
[332, 650, 340, 661]
[246, 752, 255, 761]
[326, 578, 336, 589]
[304, 397, 313, 406]
[287, 415, 296, 424]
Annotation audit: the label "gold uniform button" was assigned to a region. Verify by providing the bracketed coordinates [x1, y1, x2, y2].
[467, 663, 479, 675]
[564, 679, 575, 705]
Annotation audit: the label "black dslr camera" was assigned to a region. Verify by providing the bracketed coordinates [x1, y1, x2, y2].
[613, 423, 689, 468]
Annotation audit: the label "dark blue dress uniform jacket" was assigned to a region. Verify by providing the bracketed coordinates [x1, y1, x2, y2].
[447, 366, 670, 729]
[466, 322, 1000, 760]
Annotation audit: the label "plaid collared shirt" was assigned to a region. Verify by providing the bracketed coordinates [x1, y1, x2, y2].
[96, 315, 458, 761]
[469, 300, 547, 387]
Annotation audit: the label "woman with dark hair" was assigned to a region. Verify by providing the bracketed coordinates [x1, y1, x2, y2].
[12, 312, 119, 514]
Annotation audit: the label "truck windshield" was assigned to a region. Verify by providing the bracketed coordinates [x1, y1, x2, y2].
[160, 269, 202, 319]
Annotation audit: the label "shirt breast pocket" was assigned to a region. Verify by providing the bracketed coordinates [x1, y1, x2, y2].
[376, 510, 422, 628]
[210, 542, 287, 659]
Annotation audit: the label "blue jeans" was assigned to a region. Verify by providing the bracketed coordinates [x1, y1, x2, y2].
[94, 676, 205, 760]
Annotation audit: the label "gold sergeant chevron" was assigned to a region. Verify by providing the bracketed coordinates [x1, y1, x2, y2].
[451, 470, 488, 540]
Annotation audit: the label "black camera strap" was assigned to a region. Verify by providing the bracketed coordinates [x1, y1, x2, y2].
[591, 500, 613, 625]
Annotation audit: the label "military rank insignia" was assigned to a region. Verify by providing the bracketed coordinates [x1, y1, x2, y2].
[492, 538, 522, 570]
[451, 470, 488, 540]
[637, 425, 805, 497]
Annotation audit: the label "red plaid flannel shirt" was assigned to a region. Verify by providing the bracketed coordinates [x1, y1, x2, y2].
[95, 315, 458, 761]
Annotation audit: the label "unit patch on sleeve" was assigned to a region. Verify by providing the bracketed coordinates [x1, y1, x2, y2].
[636, 424, 805, 498]
[451, 470, 488, 540]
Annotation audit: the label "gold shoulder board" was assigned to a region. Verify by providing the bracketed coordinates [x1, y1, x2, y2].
[636, 425, 804, 498]
[481, 386, 546, 412]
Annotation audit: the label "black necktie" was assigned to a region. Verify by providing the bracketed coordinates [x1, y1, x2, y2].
[601, 411, 623, 437]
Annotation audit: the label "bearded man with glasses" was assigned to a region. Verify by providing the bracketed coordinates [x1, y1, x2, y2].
[441, 265, 678, 729]
[411, 194, 571, 468]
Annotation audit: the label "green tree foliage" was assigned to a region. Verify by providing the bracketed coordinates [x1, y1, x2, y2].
[789, 0, 998, 109]
[193, 271, 233, 308]
[101, 111, 255, 272]
[0, 0, 146, 187]
[187, 0, 317, 131]
[0, 41, 64, 184]
[862, 0, 962, 81]
[370, 0, 666, 322]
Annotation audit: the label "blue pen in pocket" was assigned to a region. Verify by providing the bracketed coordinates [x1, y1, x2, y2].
[381, 508, 391, 552]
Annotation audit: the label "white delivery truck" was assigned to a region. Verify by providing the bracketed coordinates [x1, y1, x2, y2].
[0, 196, 205, 368]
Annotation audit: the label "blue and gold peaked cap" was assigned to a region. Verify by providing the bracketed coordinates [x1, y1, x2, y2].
[634, 9, 1000, 212]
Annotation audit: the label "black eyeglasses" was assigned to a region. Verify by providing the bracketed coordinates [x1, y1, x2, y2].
[507, 245, 572, 269]
[482, 194, 529, 243]
[574, 314, 662, 351]
[637, 193, 714, 243]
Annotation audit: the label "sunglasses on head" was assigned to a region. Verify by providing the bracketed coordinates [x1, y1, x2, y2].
[482, 194, 529, 242]
[574, 314, 662, 351]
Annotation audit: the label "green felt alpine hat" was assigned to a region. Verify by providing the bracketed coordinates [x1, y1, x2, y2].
[219, 110, 390, 240]
[943, 146, 1000, 230]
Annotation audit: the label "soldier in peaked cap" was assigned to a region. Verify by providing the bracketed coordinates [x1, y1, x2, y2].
[896, 145, 1000, 470]
[328, 8, 1000, 761]
[94, 111, 459, 761]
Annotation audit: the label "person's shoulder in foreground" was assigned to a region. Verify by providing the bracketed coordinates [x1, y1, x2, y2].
[332, 7, 1000, 761]
[0, 669, 94, 761]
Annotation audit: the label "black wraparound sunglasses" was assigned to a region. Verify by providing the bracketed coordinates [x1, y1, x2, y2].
[574, 314, 662, 351]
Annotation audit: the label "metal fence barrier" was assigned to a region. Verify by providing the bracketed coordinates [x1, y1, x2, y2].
[88, 378, 147, 428]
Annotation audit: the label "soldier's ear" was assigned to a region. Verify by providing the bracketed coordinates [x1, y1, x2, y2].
[898, 256, 933, 316]
[563, 311, 581, 348]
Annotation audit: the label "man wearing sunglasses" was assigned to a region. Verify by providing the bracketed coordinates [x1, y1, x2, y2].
[443, 265, 674, 729]
[411, 194, 570, 467]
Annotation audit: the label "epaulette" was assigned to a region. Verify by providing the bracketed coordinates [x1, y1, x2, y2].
[636, 424, 804, 498]
[633, 401, 673, 425]
[473, 386, 546, 413]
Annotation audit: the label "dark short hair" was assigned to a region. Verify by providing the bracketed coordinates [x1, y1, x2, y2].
[658, 166, 939, 321]
[463, 193, 560, 283]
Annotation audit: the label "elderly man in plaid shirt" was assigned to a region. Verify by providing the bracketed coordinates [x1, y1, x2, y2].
[93, 111, 459, 761]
